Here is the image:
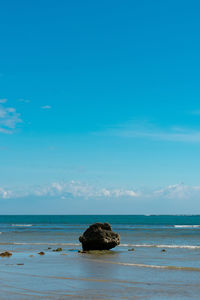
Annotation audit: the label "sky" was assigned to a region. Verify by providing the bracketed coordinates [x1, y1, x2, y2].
[1, 0, 200, 214]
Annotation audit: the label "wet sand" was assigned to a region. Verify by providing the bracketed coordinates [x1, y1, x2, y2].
[0, 246, 200, 299]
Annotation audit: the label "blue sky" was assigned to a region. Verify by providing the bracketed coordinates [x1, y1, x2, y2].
[1, 0, 200, 214]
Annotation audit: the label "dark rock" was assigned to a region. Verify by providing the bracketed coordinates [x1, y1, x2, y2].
[38, 251, 45, 255]
[79, 222, 120, 251]
[0, 251, 12, 257]
[48, 247, 52, 250]
[128, 248, 135, 252]
[78, 250, 87, 253]
[17, 263, 24, 266]
[161, 249, 166, 252]
[80, 250, 115, 255]
[53, 248, 62, 252]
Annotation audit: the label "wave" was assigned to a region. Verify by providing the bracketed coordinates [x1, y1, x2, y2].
[174, 225, 200, 228]
[92, 259, 200, 272]
[0, 241, 199, 249]
[5, 224, 200, 229]
[120, 244, 200, 249]
[11, 224, 33, 227]
[0, 242, 80, 246]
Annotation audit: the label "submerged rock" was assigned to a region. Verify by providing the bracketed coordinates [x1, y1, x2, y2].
[78, 250, 87, 253]
[0, 251, 12, 257]
[128, 248, 135, 252]
[78, 249, 115, 255]
[79, 222, 120, 251]
[53, 248, 62, 252]
[38, 251, 45, 255]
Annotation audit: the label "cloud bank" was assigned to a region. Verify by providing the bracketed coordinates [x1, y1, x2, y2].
[0, 181, 139, 200]
[0, 181, 200, 201]
[1, 181, 200, 214]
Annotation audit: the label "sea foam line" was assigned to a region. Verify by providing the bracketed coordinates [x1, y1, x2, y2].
[91, 259, 200, 272]
[0, 242, 80, 246]
[11, 224, 33, 227]
[174, 225, 200, 228]
[120, 244, 200, 249]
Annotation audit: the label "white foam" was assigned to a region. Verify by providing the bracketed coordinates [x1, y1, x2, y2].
[4, 242, 80, 246]
[95, 260, 200, 272]
[11, 224, 33, 227]
[120, 243, 200, 249]
[174, 225, 200, 228]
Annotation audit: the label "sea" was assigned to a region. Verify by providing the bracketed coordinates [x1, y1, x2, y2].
[0, 215, 200, 299]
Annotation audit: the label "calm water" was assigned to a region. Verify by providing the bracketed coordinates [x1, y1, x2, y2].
[0, 215, 200, 299]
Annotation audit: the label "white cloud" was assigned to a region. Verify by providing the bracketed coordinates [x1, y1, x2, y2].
[0, 99, 7, 104]
[51, 182, 63, 192]
[0, 103, 22, 134]
[0, 128, 12, 134]
[2, 182, 200, 214]
[0, 181, 139, 200]
[47, 181, 139, 199]
[41, 105, 51, 110]
[39, 181, 200, 201]
[0, 187, 12, 199]
[112, 189, 139, 197]
[2, 181, 200, 204]
[154, 183, 200, 200]
[101, 121, 200, 143]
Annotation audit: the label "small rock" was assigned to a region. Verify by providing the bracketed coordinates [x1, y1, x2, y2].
[78, 250, 87, 253]
[161, 249, 166, 252]
[128, 248, 135, 252]
[53, 248, 62, 252]
[38, 252, 45, 255]
[48, 247, 51, 250]
[17, 263, 24, 266]
[29, 255, 34, 257]
[0, 251, 12, 257]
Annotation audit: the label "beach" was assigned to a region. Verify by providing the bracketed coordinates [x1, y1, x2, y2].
[0, 215, 200, 299]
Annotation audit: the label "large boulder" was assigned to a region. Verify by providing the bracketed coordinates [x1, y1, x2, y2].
[79, 222, 120, 251]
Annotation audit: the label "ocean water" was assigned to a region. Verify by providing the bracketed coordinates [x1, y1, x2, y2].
[0, 215, 200, 299]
